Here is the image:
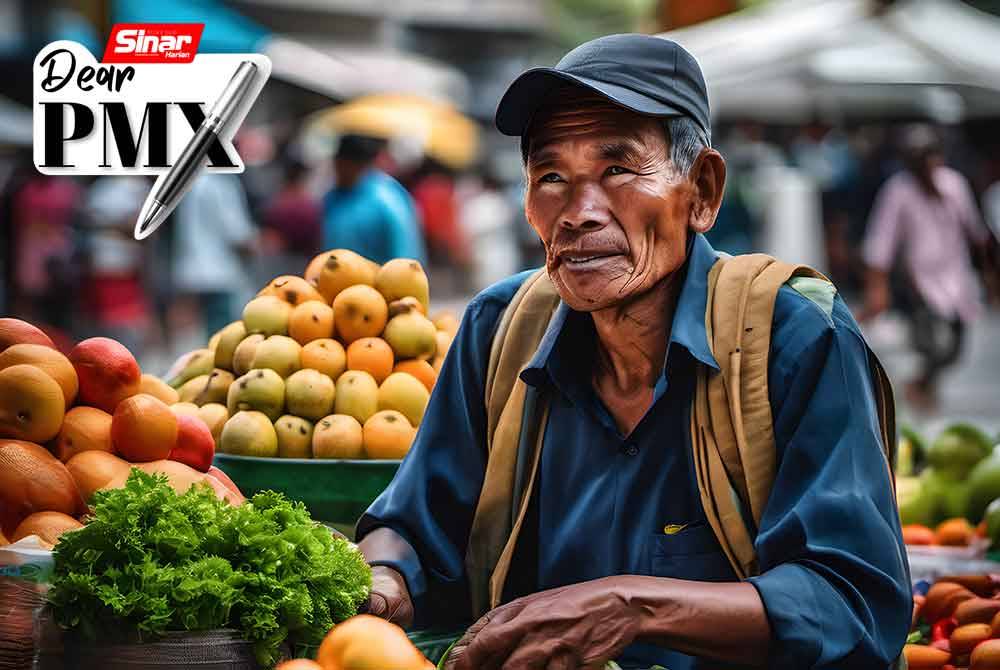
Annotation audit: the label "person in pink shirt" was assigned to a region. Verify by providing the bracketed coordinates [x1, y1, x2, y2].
[860, 125, 990, 410]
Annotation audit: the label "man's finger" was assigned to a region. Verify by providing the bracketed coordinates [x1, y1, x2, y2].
[366, 593, 388, 618]
[455, 619, 524, 670]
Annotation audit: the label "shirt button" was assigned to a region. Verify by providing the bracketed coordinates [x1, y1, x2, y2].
[623, 443, 639, 457]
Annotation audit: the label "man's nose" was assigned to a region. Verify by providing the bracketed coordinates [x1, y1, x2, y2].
[560, 182, 611, 231]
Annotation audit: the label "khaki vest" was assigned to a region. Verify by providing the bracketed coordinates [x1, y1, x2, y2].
[464, 253, 896, 618]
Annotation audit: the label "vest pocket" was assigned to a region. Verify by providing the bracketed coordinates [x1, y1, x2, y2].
[646, 523, 735, 581]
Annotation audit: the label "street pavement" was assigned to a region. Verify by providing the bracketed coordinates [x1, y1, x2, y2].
[863, 309, 1000, 439]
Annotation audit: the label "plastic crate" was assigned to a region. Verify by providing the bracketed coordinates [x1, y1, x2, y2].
[213, 454, 399, 531]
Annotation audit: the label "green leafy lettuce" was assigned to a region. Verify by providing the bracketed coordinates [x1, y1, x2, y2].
[48, 470, 371, 667]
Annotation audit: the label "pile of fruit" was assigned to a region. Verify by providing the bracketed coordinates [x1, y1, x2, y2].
[0, 318, 242, 549]
[166, 249, 457, 461]
[905, 575, 1000, 669]
[897, 423, 1000, 546]
[903, 518, 988, 550]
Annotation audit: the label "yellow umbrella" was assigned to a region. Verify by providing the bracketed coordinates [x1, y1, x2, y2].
[306, 94, 479, 170]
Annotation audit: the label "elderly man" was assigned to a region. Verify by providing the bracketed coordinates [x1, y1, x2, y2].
[356, 35, 910, 669]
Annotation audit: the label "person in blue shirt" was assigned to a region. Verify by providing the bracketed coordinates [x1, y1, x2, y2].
[322, 134, 427, 265]
[356, 35, 910, 670]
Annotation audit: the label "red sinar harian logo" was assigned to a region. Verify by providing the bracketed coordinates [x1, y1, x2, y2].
[102, 24, 204, 64]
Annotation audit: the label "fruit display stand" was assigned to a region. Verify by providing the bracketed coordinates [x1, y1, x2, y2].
[213, 453, 399, 537]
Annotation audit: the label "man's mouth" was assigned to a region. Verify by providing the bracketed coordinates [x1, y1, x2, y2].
[557, 251, 624, 270]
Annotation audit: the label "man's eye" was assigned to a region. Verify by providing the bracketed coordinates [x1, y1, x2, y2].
[606, 165, 631, 176]
[538, 173, 563, 183]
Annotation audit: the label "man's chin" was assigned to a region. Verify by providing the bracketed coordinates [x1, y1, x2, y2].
[550, 271, 631, 312]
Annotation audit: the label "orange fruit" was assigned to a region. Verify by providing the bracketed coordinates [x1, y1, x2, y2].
[333, 285, 388, 345]
[387, 296, 426, 318]
[0, 439, 85, 536]
[54, 406, 114, 462]
[68, 337, 142, 413]
[374, 259, 430, 313]
[289, 301, 335, 345]
[111, 394, 178, 462]
[275, 661, 323, 670]
[312, 414, 364, 460]
[950, 622, 992, 655]
[316, 615, 430, 670]
[0, 364, 66, 443]
[11, 511, 82, 547]
[392, 360, 436, 393]
[258, 275, 324, 305]
[316, 249, 377, 302]
[431, 311, 459, 336]
[333, 371, 379, 424]
[363, 410, 416, 460]
[346, 338, 394, 384]
[304, 251, 333, 287]
[901, 524, 935, 546]
[65, 450, 132, 502]
[0, 343, 78, 407]
[0, 318, 54, 352]
[377, 373, 429, 427]
[936, 518, 975, 547]
[140, 373, 180, 405]
[301, 339, 347, 380]
[972, 638, 1000, 667]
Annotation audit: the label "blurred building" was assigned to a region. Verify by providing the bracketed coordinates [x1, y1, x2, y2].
[229, 0, 550, 121]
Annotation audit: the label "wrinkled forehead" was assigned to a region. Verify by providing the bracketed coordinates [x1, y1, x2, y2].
[522, 85, 666, 164]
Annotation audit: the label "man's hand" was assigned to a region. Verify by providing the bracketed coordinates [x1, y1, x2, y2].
[364, 565, 414, 628]
[444, 579, 640, 670]
[857, 269, 891, 323]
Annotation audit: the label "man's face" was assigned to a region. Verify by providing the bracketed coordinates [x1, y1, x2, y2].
[524, 95, 702, 312]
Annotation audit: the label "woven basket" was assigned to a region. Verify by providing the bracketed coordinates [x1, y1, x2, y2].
[36, 626, 261, 670]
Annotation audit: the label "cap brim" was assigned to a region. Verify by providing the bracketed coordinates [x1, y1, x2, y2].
[495, 67, 686, 137]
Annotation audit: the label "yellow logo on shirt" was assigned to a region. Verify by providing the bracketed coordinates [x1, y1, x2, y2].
[663, 524, 688, 535]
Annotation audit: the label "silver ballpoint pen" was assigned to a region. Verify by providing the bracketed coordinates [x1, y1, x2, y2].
[134, 61, 258, 239]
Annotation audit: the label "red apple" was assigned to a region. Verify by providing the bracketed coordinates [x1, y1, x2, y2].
[69, 338, 141, 413]
[169, 414, 215, 473]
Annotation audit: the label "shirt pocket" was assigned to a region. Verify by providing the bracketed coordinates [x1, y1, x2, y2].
[646, 522, 735, 582]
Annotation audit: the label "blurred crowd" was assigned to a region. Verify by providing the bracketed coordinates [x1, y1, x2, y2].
[1, 118, 998, 407]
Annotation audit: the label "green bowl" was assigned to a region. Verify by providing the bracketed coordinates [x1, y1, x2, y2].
[213, 453, 400, 532]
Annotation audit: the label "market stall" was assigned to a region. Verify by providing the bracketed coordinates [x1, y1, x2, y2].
[0, 249, 459, 669]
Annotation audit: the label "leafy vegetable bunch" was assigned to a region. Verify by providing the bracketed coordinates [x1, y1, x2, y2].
[48, 470, 371, 666]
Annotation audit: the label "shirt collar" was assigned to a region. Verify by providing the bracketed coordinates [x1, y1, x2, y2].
[520, 233, 721, 389]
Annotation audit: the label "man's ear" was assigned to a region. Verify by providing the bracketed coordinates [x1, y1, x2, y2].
[688, 148, 726, 235]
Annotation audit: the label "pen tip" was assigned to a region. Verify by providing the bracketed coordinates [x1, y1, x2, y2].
[135, 200, 165, 239]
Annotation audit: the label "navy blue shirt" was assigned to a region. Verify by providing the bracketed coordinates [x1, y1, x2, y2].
[357, 234, 910, 669]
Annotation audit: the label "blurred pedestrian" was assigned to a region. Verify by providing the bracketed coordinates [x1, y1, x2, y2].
[260, 154, 321, 280]
[8, 174, 81, 330]
[859, 125, 990, 410]
[410, 158, 468, 269]
[262, 155, 321, 257]
[171, 174, 258, 339]
[459, 161, 517, 290]
[322, 134, 426, 265]
[80, 176, 153, 354]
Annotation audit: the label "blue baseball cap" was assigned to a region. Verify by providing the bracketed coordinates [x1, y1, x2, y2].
[495, 33, 711, 142]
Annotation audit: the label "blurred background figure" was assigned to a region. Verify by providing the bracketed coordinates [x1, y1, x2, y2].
[458, 158, 518, 290]
[260, 152, 322, 276]
[171, 174, 258, 343]
[7, 172, 81, 335]
[859, 125, 990, 411]
[322, 134, 426, 265]
[409, 157, 469, 289]
[79, 176, 153, 354]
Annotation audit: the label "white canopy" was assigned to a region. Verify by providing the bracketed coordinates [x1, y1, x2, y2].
[262, 36, 470, 107]
[659, 0, 1000, 122]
